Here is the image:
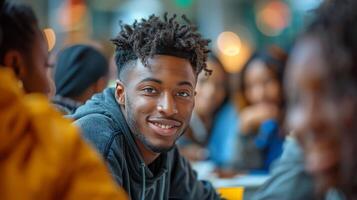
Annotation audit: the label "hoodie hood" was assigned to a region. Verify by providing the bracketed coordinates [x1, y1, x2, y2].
[71, 88, 168, 184]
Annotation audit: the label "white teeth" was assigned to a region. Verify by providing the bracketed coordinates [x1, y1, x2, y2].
[153, 122, 173, 129]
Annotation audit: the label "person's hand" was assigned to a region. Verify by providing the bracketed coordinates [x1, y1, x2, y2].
[214, 168, 245, 178]
[240, 103, 279, 135]
[179, 145, 209, 162]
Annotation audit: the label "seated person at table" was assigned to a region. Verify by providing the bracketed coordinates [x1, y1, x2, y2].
[234, 47, 287, 172]
[254, 0, 357, 199]
[53, 44, 109, 114]
[207, 72, 241, 170]
[71, 13, 221, 200]
[177, 55, 229, 162]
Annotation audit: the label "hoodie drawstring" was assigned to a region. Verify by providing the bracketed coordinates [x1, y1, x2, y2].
[141, 163, 146, 200]
[159, 170, 167, 200]
[141, 163, 168, 200]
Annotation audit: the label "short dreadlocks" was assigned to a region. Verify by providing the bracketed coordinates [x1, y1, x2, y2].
[111, 13, 211, 80]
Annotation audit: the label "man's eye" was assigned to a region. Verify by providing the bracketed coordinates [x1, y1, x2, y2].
[177, 91, 190, 97]
[143, 87, 157, 94]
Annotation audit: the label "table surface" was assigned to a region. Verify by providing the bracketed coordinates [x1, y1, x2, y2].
[191, 161, 270, 188]
[209, 174, 270, 188]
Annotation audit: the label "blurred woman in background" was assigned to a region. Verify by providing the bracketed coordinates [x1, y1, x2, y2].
[178, 55, 229, 162]
[234, 46, 287, 172]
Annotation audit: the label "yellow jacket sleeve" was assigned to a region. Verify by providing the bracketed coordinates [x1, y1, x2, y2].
[0, 68, 127, 200]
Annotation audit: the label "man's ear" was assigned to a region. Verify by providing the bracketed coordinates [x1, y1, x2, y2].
[3, 50, 27, 78]
[115, 79, 126, 106]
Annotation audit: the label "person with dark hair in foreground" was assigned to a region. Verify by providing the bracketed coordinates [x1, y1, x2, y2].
[71, 13, 221, 200]
[254, 0, 357, 199]
[0, 1, 126, 199]
[53, 44, 110, 114]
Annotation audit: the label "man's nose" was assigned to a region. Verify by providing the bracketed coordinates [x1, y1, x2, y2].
[157, 92, 178, 116]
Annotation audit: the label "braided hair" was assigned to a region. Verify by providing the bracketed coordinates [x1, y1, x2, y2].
[111, 13, 211, 80]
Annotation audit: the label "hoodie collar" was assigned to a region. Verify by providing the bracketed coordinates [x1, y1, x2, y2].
[73, 88, 169, 182]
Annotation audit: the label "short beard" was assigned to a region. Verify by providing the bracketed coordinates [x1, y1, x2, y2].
[124, 100, 187, 153]
[135, 132, 175, 153]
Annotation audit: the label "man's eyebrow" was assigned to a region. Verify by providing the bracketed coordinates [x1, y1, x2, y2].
[138, 78, 193, 88]
[138, 78, 162, 84]
[178, 81, 194, 88]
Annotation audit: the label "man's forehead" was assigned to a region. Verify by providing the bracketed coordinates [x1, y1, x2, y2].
[126, 56, 196, 86]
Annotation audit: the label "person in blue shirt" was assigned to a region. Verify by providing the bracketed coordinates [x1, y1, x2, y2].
[177, 56, 229, 162]
[234, 46, 287, 172]
[208, 98, 240, 169]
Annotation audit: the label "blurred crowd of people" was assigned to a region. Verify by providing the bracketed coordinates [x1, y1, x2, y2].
[1, 0, 357, 199]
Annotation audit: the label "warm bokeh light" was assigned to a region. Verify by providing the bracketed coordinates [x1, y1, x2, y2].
[217, 42, 252, 74]
[217, 31, 242, 56]
[216, 31, 252, 73]
[43, 28, 56, 51]
[256, 0, 291, 36]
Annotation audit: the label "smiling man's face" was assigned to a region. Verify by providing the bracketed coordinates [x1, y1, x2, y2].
[116, 55, 196, 153]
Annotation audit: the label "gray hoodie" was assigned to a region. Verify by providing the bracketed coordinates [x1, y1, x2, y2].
[252, 138, 346, 200]
[71, 88, 221, 200]
[252, 137, 315, 200]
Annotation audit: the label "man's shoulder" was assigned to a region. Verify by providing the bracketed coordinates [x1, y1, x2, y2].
[74, 113, 124, 156]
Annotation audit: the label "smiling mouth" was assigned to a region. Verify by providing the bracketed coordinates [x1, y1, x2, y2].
[147, 119, 182, 137]
[152, 122, 176, 129]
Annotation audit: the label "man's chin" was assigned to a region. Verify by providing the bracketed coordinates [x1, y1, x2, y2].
[144, 142, 175, 153]
[133, 128, 186, 153]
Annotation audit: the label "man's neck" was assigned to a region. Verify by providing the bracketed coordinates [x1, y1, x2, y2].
[135, 139, 160, 165]
[120, 106, 160, 165]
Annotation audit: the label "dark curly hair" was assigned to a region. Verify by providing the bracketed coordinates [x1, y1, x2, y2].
[111, 13, 211, 80]
[302, 0, 357, 198]
[0, 0, 39, 65]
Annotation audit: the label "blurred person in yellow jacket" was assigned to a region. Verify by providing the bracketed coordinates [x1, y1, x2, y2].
[0, 1, 127, 199]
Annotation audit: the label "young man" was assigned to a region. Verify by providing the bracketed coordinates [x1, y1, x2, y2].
[0, 1, 126, 199]
[253, 0, 357, 199]
[71, 14, 221, 199]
